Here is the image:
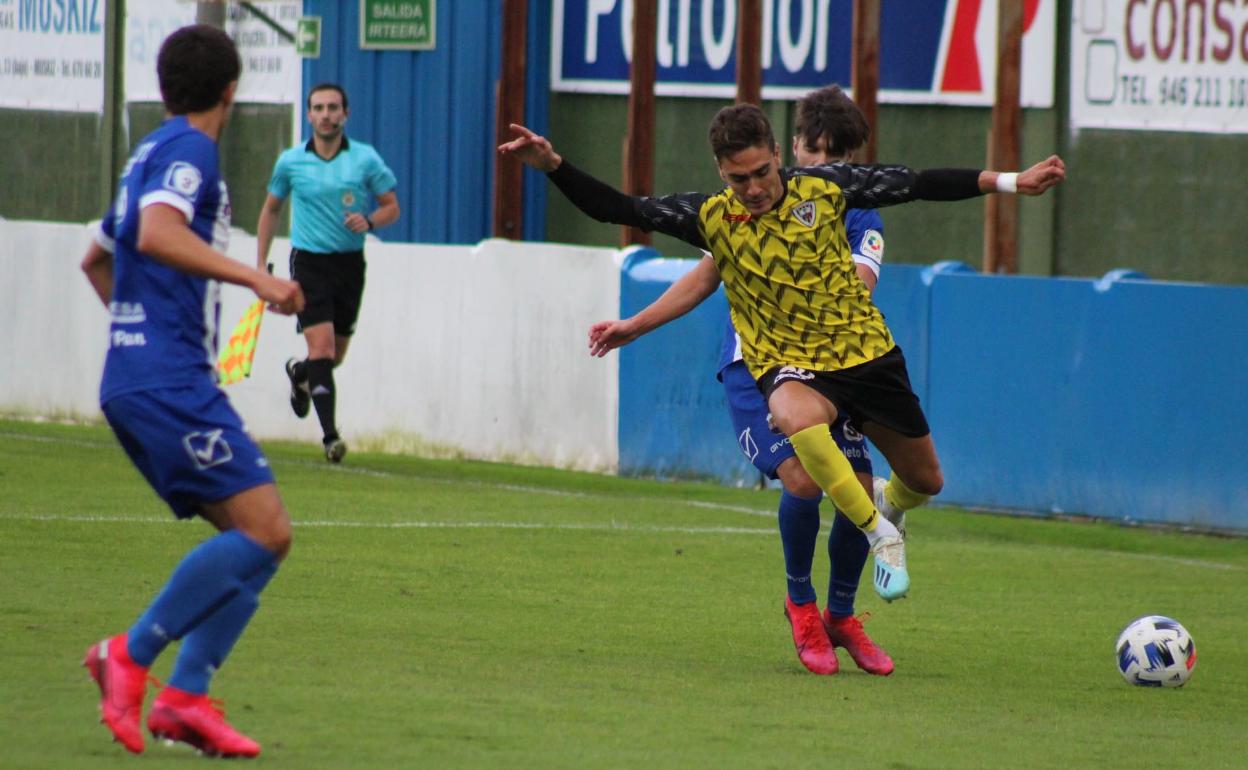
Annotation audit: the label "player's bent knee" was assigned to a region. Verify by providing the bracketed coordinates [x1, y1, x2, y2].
[251, 513, 293, 561]
[213, 486, 294, 559]
[784, 473, 823, 499]
[912, 470, 943, 497]
[265, 518, 293, 561]
[776, 458, 821, 498]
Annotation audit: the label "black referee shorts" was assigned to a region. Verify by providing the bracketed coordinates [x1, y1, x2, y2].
[289, 248, 366, 337]
[756, 346, 931, 438]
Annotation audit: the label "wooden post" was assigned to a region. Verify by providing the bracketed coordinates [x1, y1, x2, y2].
[736, 0, 762, 105]
[850, 0, 880, 162]
[622, 0, 657, 246]
[984, 0, 1023, 274]
[196, 1, 226, 27]
[493, 0, 528, 239]
[100, 0, 124, 194]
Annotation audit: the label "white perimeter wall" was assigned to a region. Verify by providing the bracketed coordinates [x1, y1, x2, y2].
[0, 220, 622, 472]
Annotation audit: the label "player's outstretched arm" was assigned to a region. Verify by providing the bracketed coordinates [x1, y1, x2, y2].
[139, 203, 304, 315]
[588, 254, 720, 357]
[978, 155, 1066, 196]
[501, 124, 676, 232]
[836, 155, 1066, 209]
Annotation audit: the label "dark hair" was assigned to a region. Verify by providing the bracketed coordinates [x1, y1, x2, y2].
[157, 25, 241, 115]
[707, 104, 776, 160]
[794, 84, 870, 159]
[307, 83, 349, 111]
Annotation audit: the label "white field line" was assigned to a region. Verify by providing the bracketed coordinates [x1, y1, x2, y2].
[5, 432, 1244, 571]
[6, 513, 1245, 572]
[280, 457, 777, 518]
[0, 431, 777, 520]
[9, 513, 773, 537]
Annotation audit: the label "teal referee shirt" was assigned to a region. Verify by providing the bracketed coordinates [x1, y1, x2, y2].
[267, 135, 397, 254]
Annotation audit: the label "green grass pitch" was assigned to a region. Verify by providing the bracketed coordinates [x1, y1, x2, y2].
[2, 418, 1245, 769]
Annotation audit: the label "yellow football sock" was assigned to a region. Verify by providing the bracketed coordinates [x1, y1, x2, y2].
[885, 474, 929, 512]
[789, 424, 879, 531]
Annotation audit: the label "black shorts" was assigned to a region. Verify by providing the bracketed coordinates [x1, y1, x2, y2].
[289, 248, 366, 336]
[756, 346, 931, 438]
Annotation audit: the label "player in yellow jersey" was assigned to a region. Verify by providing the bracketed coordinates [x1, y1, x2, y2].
[576, 85, 901, 676]
[499, 105, 1064, 607]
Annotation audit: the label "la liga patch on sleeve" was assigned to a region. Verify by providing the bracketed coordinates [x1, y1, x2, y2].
[861, 229, 884, 261]
[163, 162, 203, 202]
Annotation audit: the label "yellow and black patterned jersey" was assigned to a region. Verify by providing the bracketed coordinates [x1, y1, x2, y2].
[634, 164, 922, 378]
[545, 159, 981, 378]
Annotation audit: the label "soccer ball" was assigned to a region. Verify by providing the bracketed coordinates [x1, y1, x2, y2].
[1115, 615, 1196, 687]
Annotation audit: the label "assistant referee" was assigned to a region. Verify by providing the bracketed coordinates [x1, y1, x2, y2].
[256, 83, 399, 463]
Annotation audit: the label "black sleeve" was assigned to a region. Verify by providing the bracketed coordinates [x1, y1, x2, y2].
[547, 160, 709, 250]
[547, 160, 644, 227]
[911, 168, 983, 201]
[795, 163, 983, 208]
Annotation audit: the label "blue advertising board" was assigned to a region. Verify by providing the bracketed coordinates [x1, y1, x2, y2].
[553, 0, 1054, 105]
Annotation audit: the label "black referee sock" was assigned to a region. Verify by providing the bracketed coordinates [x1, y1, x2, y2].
[305, 358, 338, 441]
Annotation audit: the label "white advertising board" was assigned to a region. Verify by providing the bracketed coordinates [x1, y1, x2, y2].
[125, 0, 301, 104]
[0, 0, 106, 112]
[1071, 0, 1248, 133]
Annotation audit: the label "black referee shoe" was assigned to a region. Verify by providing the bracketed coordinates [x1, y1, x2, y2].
[285, 358, 310, 419]
[323, 436, 347, 464]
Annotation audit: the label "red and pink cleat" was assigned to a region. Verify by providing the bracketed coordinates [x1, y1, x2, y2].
[147, 686, 261, 758]
[823, 610, 894, 676]
[784, 596, 839, 675]
[83, 633, 150, 754]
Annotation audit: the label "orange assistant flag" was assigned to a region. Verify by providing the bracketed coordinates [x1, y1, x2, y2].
[216, 299, 266, 385]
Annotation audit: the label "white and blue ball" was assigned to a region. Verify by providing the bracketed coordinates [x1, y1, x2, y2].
[1115, 615, 1196, 688]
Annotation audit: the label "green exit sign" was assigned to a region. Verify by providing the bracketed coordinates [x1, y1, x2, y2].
[360, 0, 435, 51]
[295, 17, 321, 58]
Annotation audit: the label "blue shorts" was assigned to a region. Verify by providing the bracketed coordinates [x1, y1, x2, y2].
[102, 383, 275, 519]
[721, 360, 872, 480]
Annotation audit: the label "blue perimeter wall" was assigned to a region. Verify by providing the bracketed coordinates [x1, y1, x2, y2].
[619, 256, 1248, 532]
[301, 0, 550, 244]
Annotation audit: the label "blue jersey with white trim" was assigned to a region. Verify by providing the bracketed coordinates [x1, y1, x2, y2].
[716, 207, 884, 377]
[97, 116, 231, 402]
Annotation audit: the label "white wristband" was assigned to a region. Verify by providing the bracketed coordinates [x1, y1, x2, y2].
[996, 172, 1019, 193]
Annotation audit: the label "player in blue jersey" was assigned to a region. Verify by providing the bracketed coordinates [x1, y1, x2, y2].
[256, 83, 400, 463]
[78, 25, 303, 757]
[577, 86, 898, 676]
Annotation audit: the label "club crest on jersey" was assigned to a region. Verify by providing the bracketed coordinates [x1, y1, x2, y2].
[341, 190, 356, 207]
[163, 162, 202, 201]
[792, 201, 817, 228]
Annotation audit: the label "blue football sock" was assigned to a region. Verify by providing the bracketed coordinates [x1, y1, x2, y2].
[169, 559, 278, 694]
[126, 530, 277, 667]
[826, 510, 870, 617]
[778, 489, 822, 605]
